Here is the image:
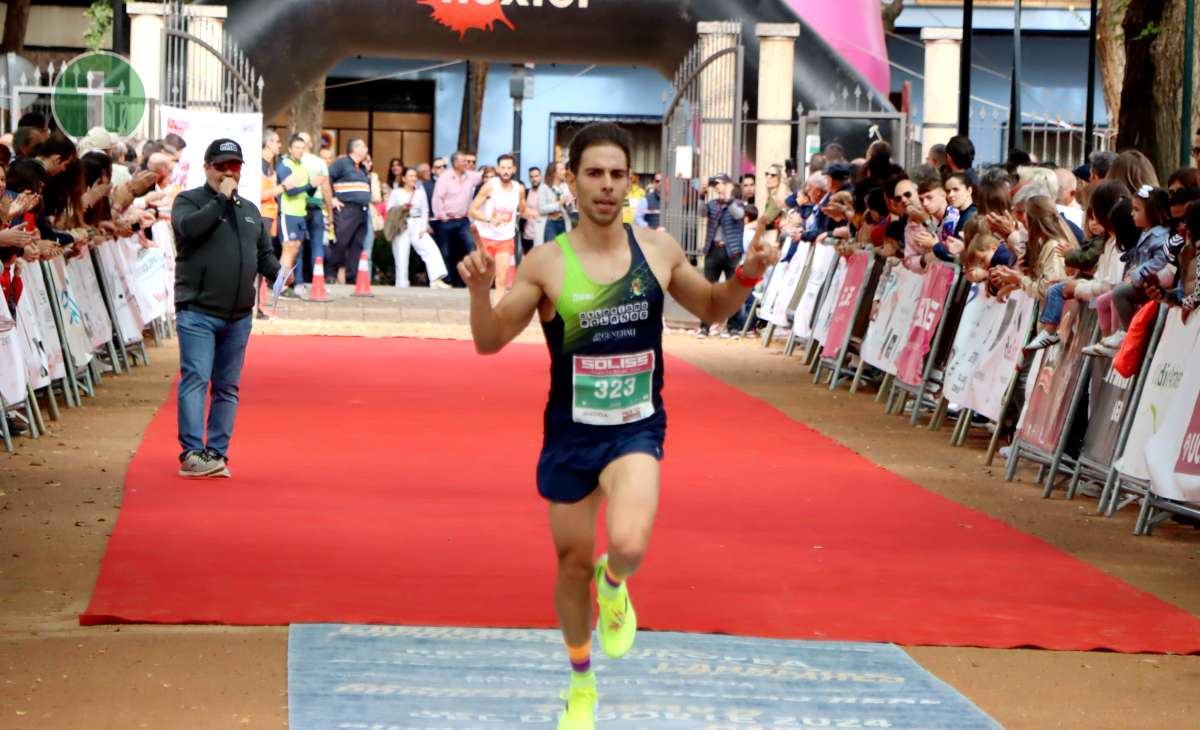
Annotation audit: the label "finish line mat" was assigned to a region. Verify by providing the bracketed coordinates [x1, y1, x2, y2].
[287, 625, 1001, 730]
[83, 336, 1200, 654]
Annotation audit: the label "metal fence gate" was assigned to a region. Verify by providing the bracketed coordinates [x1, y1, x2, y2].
[161, 0, 263, 114]
[659, 22, 745, 259]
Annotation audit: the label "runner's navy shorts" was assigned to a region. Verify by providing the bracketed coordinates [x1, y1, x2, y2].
[537, 426, 665, 504]
[280, 214, 310, 243]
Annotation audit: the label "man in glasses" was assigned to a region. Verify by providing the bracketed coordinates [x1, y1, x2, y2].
[172, 139, 286, 478]
[431, 150, 482, 286]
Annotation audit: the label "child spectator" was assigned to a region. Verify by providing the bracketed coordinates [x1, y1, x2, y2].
[988, 195, 1069, 308]
[1083, 185, 1172, 357]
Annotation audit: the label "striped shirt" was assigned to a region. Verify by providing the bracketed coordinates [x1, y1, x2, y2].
[328, 156, 371, 205]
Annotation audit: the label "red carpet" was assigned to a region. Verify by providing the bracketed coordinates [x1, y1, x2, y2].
[82, 337, 1200, 653]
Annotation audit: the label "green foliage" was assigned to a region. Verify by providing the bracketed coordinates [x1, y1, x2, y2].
[1133, 21, 1162, 43]
[83, 1, 114, 52]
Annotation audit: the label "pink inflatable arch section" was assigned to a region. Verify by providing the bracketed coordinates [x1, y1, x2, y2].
[788, 0, 891, 94]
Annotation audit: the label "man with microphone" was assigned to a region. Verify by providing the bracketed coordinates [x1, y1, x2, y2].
[172, 138, 286, 478]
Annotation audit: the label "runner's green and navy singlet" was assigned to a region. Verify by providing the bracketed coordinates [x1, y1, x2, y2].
[541, 226, 666, 445]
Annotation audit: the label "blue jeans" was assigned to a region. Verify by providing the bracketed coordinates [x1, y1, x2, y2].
[544, 217, 567, 243]
[176, 309, 253, 460]
[1039, 282, 1066, 326]
[299, 206, 326, 284]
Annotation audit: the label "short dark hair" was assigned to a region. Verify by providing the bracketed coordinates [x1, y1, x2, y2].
[883, 171, 910, 199]
[566, 122, 632, 176]
[7, 159, 46, 195]
[17, 111, 47, 130]
[1187, 200, 1200, 245]
[288, 133, 306, 148]
[945, 171, 975, 193]
[743, 203, 759, 221]
[741, 174, 755, 184]
[1089, 150, 1117, 180]
[346, 138, 366, 155]
[12, 126, 38, 155]
[33, 131, 77, 162]
[528, 166, 541, 174]
[497, 153, 515, 166]
[946, 135, 975, 170]
[164, 133, 186, 151]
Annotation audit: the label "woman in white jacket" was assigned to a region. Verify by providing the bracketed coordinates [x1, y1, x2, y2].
[387, 166, 450, 288]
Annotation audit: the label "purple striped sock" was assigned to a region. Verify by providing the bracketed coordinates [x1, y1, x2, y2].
[603, 566, 621, 589]
[571, 656, 591, 674]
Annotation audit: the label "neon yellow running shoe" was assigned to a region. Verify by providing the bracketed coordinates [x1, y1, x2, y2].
[556, 672, 597, 730]
[594, 553, 637, 658]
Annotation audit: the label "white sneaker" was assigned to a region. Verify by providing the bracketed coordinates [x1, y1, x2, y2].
[430, 279, 452, 290]
[1082, 342, 1118, 358]
[1023, 330, 1061, 353]
[998, 445, 1013, 460]
[1100, 330, 1126, 348]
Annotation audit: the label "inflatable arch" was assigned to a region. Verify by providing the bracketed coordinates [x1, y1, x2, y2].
[214, 0, 892, 118]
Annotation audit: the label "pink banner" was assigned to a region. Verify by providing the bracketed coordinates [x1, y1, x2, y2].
[822, 252, 871, 360]
[894, 264, 956, 386]
[1019, 303, 1095, 453]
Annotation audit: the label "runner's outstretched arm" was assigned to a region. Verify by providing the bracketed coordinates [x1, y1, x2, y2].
[459, 246, 543, 354]
[665, 217, 778, 324]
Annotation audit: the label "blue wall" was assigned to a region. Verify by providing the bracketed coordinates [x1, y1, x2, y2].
[887, 32, 1107, 164]
[327, 58, 670, 173]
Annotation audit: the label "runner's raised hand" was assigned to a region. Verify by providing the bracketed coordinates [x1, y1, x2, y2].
[458, 248, 496, 296]
[742, 229, 780, 279]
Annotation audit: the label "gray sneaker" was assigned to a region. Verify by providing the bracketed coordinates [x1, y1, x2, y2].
[205, 450, 232, 478]
[179, 450, 224, 478]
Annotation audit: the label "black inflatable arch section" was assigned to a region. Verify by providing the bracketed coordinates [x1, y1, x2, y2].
[213, 0, 889, 120]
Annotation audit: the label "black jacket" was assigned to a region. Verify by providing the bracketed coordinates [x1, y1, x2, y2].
[172, 183, 280, 320]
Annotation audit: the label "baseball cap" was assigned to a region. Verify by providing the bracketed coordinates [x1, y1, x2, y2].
[79, 126, 119, 152]
[712, 173, 733, 184]
[827, 163, 852, 181]
[204, 138, 243, 165]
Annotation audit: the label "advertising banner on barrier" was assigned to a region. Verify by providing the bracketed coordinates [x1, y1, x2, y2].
[48, 259, 93, 370]
[895, 264, 957, 386]
[67, 256, 113, 352]
[150, 221, 178, 316]
[24, 265, 65, 380]
[14, 274, 50, 390]
[942, 287, 1036, 423]
[97, 243, 145, 345]
[822, 251, 872, 359]
[811, 257, 848, 347]
[861, 264, 924, 375]
[124, 239, 169, 324]
[1116, 308, 1200, 481]
[792, 243, 838, 340]
[160, 105, 264, 205]
[759, 241, 811, 329]
[1145, 331, 1200, 502]
[0, 302, 26, 406]
[1082, 359, 1136, 465]
[1018, 302, 1095, 453]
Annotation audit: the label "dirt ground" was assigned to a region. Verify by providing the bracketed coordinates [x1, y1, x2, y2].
[1, 325, 1198, 729]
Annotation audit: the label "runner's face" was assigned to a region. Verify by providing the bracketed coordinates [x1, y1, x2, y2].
[568, 144, 630, 227]
[497, 159, 514, 182]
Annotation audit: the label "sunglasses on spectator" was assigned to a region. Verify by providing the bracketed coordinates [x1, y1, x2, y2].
[893, 191, 915, 201]
[212, 160, 242, 173]
[434, 163, 446, 169]
[766, 172, 779, 178]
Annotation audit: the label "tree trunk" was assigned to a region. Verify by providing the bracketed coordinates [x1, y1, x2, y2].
[1096, 0, 1126, 128]
[287, 79, 326, 151]
[881, 0, 904, 35]
[1116, 0, 1200, 178]
[457, 61, 488, 152]
[1, 0, 32, 54]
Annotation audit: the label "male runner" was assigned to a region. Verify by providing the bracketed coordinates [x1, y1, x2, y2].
[458, 123, 776, 729]
[468, 153, 527, 299]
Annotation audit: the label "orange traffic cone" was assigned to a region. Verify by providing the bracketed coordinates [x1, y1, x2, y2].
[352, 251, 374, 297]
[309, 257, 330, 302]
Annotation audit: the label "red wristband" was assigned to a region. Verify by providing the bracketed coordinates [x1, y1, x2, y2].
[735, 264, 761, 287]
